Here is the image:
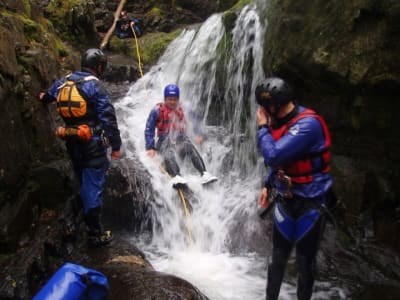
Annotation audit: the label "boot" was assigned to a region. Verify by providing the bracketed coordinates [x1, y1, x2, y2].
[84, 207, 113, 247]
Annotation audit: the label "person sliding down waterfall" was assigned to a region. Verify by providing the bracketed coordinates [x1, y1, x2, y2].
[145, 84, 218, 188]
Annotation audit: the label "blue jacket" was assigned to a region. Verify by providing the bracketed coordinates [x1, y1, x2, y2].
[257, 105, 332, 198]
[43, 71, 121, 151]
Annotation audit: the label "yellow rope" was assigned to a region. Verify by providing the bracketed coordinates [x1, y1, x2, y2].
[159, 164, 193, 245]
[130, 23, 150, 100]
[177, 188, 193, 244]
[130, 24, 144, 78]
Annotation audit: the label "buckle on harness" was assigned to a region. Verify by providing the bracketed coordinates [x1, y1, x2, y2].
[277, 170, 293, 198]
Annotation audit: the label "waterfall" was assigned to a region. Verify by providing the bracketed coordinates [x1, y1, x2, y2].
[115, 3, 346, 300]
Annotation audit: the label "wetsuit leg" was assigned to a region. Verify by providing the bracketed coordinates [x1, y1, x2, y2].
[80, 166, 107, 214]
[157, 138, 180, 177]
[178, 137, 206, 175]
[266, 225, 293, 300]
[295, 216, 325, 300]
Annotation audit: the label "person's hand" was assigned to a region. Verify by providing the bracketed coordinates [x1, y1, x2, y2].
[37, 91, 45, 101]
[258, 187, 269, 208]
[147, 149, 156, 158]
[194, 135, 203, 145]
[111, 150, 122, 160]
[256, 107, 269, 127]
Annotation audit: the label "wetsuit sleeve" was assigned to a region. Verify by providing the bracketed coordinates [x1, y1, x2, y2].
[41, 78, 65, 103]
[91, 82, 122, 151]
[263, 168, 274, 188]
[257, 117, 322, 168]
[144, 107, 159, 150]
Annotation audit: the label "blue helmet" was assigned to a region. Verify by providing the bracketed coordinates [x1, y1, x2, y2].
[164, 84, 180, 99]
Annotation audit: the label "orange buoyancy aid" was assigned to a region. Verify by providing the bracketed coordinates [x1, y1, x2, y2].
[270, 108, 331, 184]
[56, 75, 98, 126]
[156, 103, 186, 136]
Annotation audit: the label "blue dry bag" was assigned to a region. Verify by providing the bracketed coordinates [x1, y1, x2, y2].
[33, 262, 109, 300]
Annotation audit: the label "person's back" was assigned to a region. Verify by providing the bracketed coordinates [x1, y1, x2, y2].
[38, 48, 122, 247]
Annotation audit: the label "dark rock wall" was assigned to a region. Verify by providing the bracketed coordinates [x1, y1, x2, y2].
[262, 0, 400, 250]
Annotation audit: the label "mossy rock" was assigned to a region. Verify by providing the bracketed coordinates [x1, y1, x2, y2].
[222, 0, 251, 31]
[108, 29, 182, 66]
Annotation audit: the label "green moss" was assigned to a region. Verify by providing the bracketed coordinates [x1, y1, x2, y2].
[108, 29, 183, 65]
[54, 39, 69, 57]
[229, 0, 252, 12]
[22, 0, 31, 17]
[149, 7, 162, 16]
[143, 30, 182, 64]
[222, 0, 251, 31]
[215, 32, 231, 89]
[22, 17, 37, 36]
[44, 0, 95, 47]
[108, 36, 132, 56]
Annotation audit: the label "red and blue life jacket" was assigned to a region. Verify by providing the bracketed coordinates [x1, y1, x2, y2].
[156, 103, 186, 136]
[270, 108, 331, 184]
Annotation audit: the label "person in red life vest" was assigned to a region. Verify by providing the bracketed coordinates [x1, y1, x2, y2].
[145, 84, 218, 188]
[38, 49, 122, 247]
[255, 77, 336, 300]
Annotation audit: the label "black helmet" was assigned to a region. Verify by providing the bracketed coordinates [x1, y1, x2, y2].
[255, 77, 293, 110]
[81, 48, 107, 74]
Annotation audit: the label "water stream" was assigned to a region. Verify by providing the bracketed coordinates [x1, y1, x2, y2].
[114, 3, 346, 300]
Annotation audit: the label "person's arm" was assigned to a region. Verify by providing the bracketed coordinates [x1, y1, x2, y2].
[144, 107, 159, 154]
[187, 110, 203, 144]
[257, 117, 321, 167]
[89, 81, 122, 154]
[37, 78, 65, 103]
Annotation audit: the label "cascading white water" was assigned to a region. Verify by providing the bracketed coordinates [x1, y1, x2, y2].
[115, 3, 346, 300]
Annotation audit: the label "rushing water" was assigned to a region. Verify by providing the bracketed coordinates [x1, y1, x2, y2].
[115, 3, 347, 300]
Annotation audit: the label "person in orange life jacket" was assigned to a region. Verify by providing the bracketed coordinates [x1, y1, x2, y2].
[255, 77, 335, 300]
[115, 10, 141, 39]
[145, 84, 218, 188]
[38, 48, 122, 247]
